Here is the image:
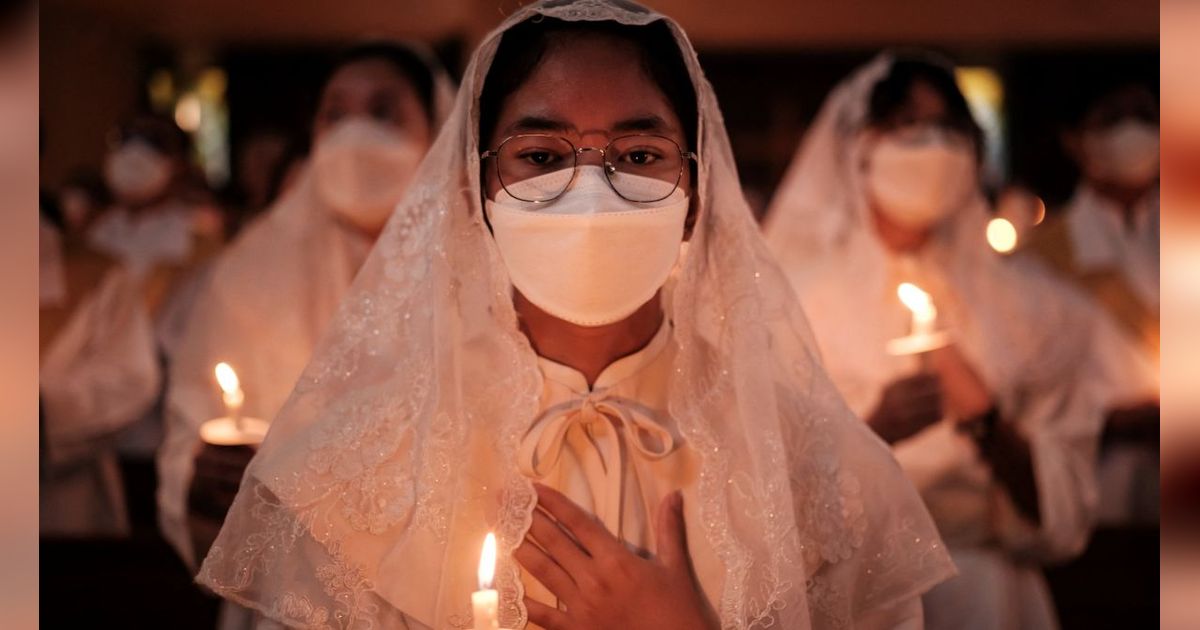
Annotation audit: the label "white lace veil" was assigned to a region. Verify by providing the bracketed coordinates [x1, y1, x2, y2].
[199, 5, 953, 628]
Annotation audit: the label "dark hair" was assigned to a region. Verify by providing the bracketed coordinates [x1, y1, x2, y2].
[323, 42, 438, 126]
[867, 55, 984, 158]
[478, 17, 698, 151]
[1076, 82, 1158, 130]
[113, 114, 191, 159]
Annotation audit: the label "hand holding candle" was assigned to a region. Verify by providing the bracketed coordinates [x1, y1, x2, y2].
[473, 532, 499, 630]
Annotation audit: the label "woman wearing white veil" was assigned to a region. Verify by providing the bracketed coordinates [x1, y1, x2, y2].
[158, 42, 455, 574]
[199, 4, 953, 628]
[764, 52, 1103, 630]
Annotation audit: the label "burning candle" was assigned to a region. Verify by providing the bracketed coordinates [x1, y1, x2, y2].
[897, 282, 937, 337]
[214, 362, 245, 432]
[472, 532, 499, 630]
[200, 362, 268, 446]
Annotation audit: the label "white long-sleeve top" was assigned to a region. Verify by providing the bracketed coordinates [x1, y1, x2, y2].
[40, 221, 160, 536]
[1056, 184, 1160, 407]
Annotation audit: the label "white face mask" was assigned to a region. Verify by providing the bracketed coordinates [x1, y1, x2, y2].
[103, 140, 173, 205]
[485, 166, 689, 327]
[864, 129, 977, 230]
[1081, 118, 1160, 188]
[312, 117, 424, 233]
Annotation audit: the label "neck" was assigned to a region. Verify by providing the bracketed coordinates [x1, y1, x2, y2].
[870, 207, 932, 254]
[122, 191, 173, 214]
[515, 291, 664, 389]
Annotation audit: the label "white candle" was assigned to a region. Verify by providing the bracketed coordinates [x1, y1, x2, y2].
[214, 362, 246, 432]
[472, 532, 499, 630]
[897, 282, 937, 337]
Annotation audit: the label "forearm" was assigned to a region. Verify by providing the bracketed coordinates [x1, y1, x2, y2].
[968, 408, 1041, 524]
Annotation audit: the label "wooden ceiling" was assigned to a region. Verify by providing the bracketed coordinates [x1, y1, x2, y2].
[46, 0, 1157, 48]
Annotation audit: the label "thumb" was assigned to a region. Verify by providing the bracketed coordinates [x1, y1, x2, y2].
[655, 491, 688, 572]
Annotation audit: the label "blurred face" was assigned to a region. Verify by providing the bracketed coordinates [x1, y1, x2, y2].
[310, 57, 433, 235]
[483, 34, 692, 203]
[860, 79, 979, 243]
[1070, 86, 1159, 194]
[312, 58, 432, 148]
[103, 125, 184, 207]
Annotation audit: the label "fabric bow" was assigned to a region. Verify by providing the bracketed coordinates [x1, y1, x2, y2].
[517, 391, 676, 537]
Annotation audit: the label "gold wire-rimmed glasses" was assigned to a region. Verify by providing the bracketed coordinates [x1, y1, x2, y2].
[481, 133, 697, 203]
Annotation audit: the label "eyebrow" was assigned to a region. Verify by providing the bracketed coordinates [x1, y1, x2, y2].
[507, 115, 575, 134]
[612, 114, 673, 133]
[504, 113, 675, 136]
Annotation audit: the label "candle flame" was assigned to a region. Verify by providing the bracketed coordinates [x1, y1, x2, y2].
[478, 532, 497, 590]
[897, 283, 934, 317]
[214, 362, 241, 395]
[986, 217, 1018, 254]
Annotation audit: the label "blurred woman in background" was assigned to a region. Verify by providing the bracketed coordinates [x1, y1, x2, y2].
[1030, 83, 1160, 527]
[40, 202, 159, 537]
[157, 41, 453, 583]
[764, 52, 1104, 630]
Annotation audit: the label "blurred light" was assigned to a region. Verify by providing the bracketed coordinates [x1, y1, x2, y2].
[1032, 196, 1046, 225]
[174, 93, 202, 132]
[147, 69, 175, 114]
[956, 67, 1003, 106]
[197, 67, 227, 99]
[986, 217, 1018, 253]
[956, 66, 1007, 186]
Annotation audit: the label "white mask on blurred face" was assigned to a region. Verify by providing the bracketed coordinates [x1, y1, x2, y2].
[865, 128, 977, 230]
[104, 140, 173, 205]
[485, 166, 688, 327]
[1081, 118, 1160, 188]
[312, 117, 424, 232]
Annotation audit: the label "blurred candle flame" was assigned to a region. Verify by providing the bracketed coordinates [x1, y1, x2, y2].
[214, 362, 244, 413]
[897, 282, 935, 321]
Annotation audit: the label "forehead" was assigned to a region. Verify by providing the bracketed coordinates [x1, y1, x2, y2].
[489, 33, 682, 137]
[323, 58, 410, 98]
[1085, 86, 1158, 126]
[902, 80, 949, 120]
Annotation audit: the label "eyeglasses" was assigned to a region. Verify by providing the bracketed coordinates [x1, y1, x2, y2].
[481, 133, 697, 203]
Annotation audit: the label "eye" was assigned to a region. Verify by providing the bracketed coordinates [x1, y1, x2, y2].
[620, 148, 664, 166]
[321, 107, 346, 126]
[517, 149, 562, 167]
[368, 94, 401, 124]
[370, 105, 393, 122]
